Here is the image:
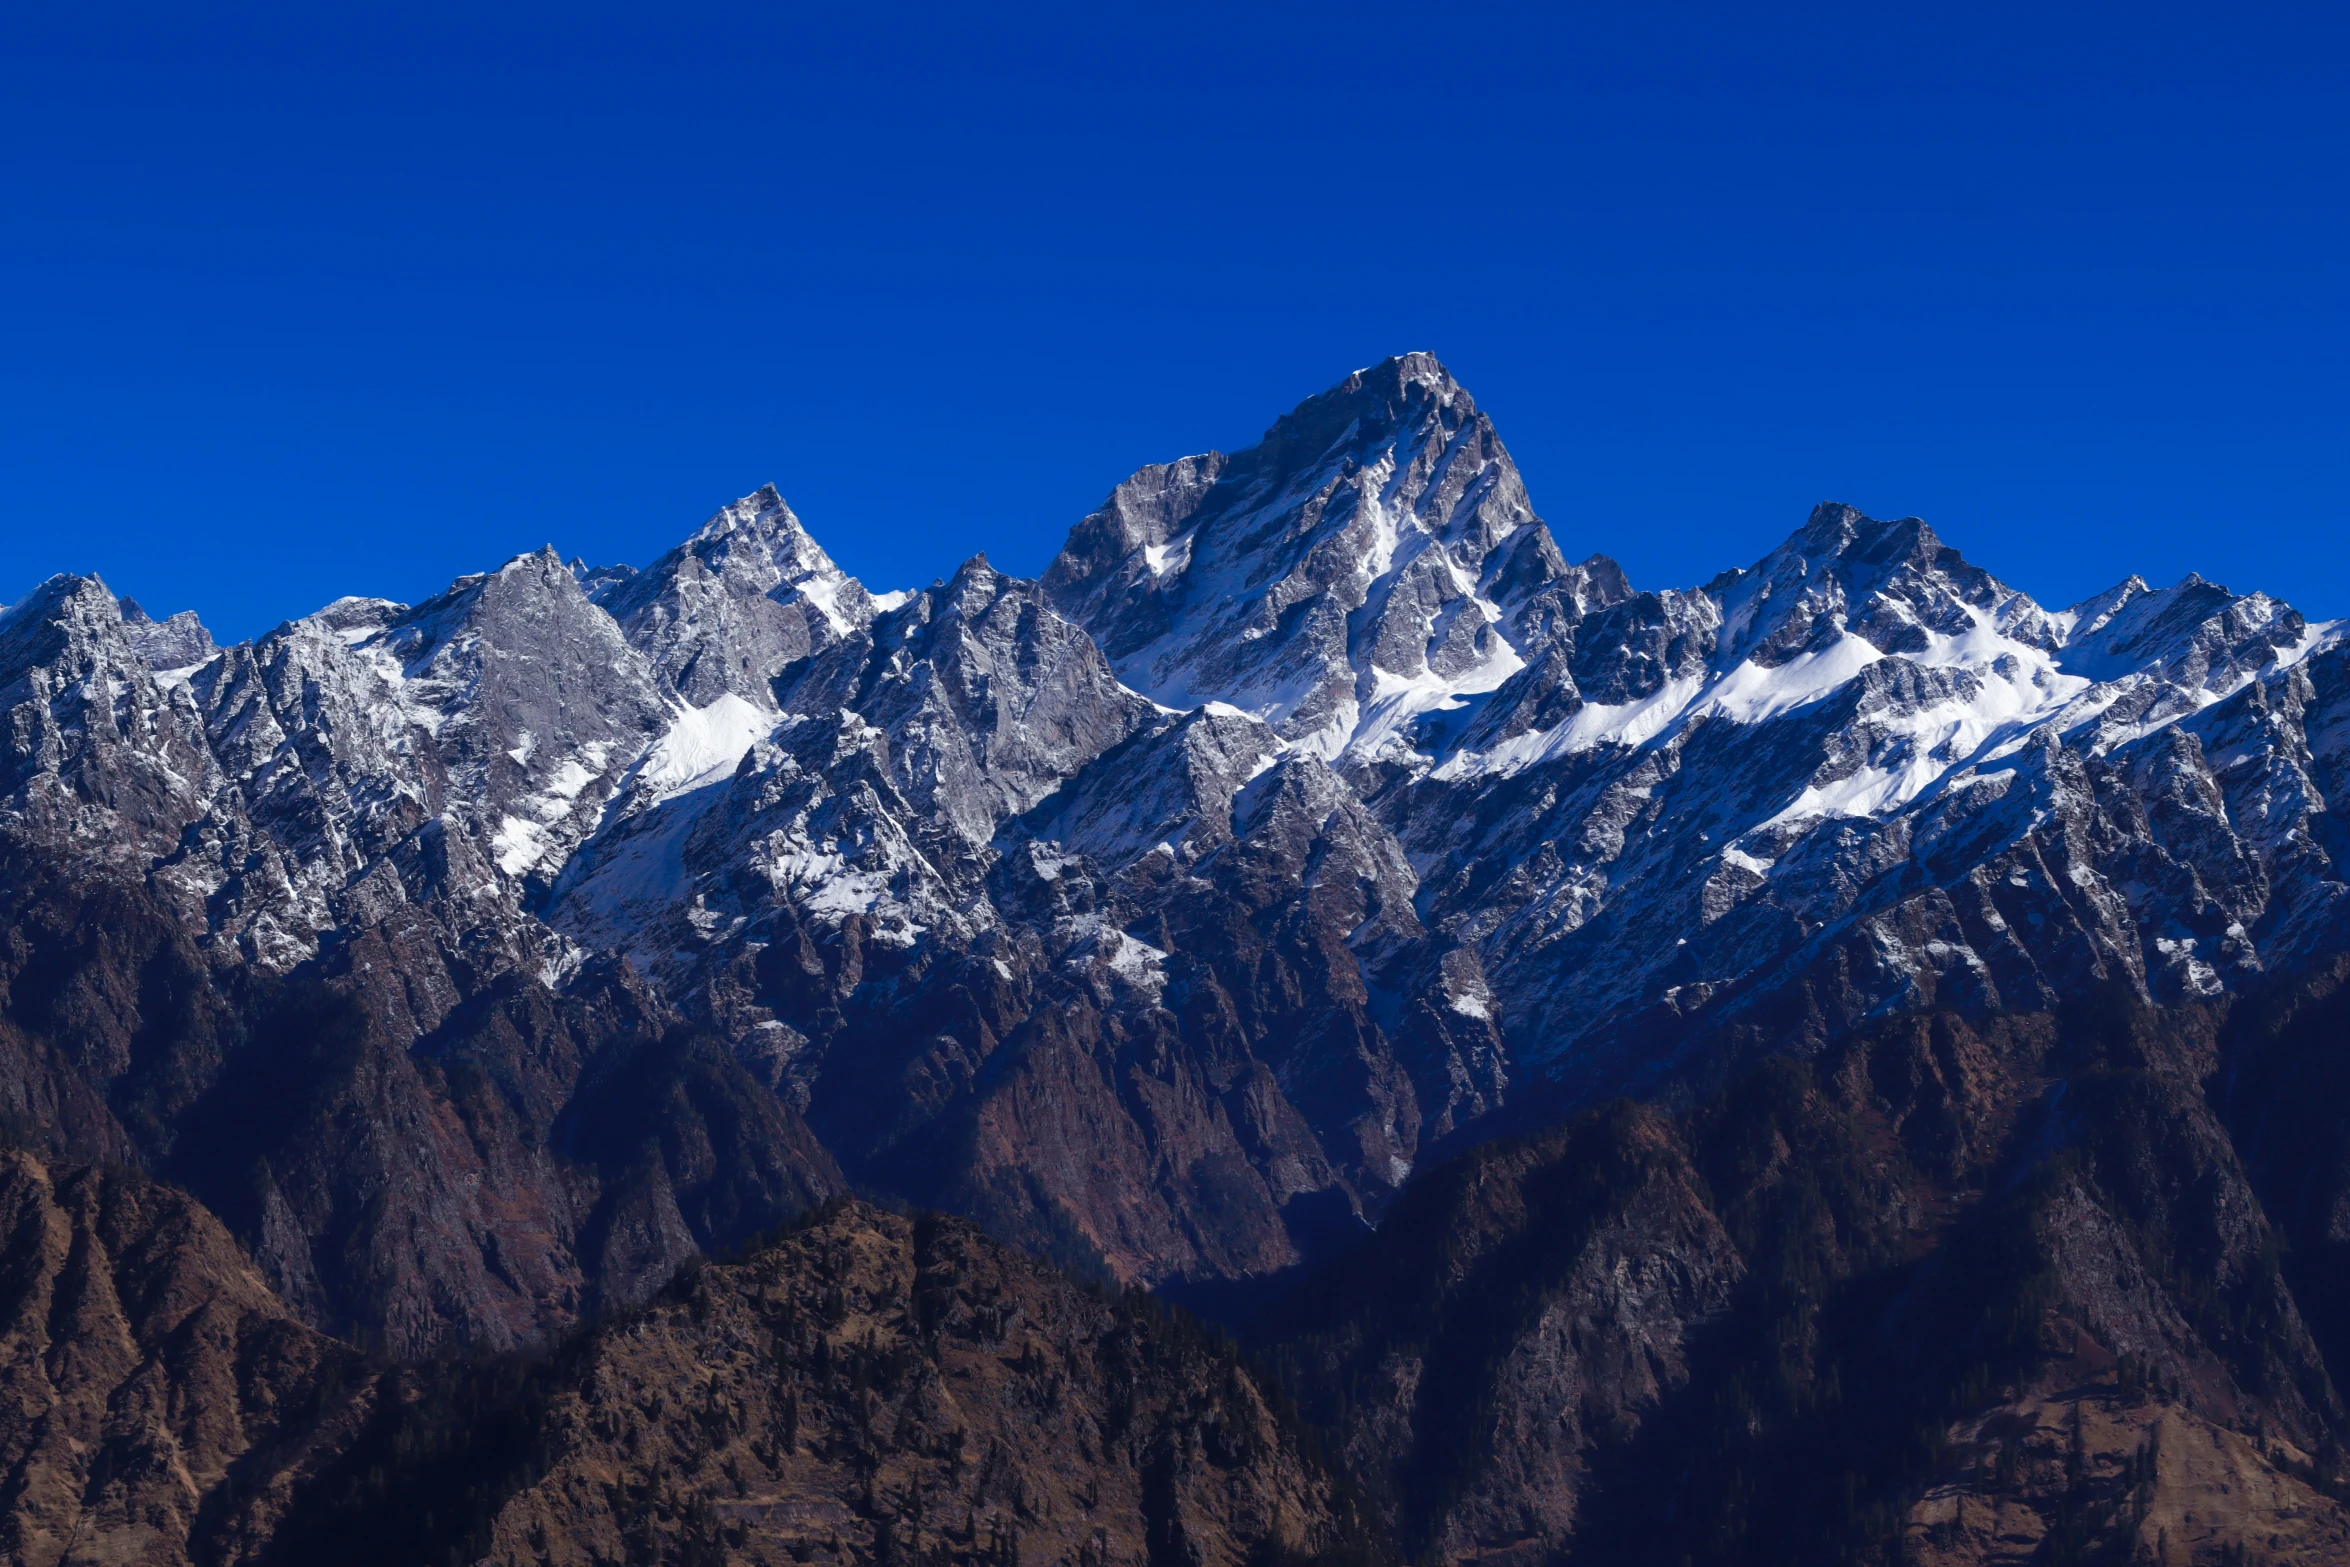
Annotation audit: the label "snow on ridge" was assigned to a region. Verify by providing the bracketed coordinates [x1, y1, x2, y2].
[152, 657, 218, 692]
[1437, 598, 2095, 790]
[1350, 635, 1528, 763]
[2278, 617, 2346, 670]
[1696, 635, 1885, 725]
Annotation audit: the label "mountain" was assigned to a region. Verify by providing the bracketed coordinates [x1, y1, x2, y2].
[601, 484, 890, 708]
[2, 353, 2346, 1563]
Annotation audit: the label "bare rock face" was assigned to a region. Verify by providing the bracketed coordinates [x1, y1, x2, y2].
[0, 575, 230, 884]
[1904, 1390, 2350, 1567]
[116, 598, 219, 671]
[0, 1147, 372, 1567]
[261, 1200, 1374, 1567]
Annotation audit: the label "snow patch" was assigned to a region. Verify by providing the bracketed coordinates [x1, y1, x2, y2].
[152, 661, 211, 691]
[492, 814, 552, 876]
[637, 693, 777, 804]
[1143, 536, 1193, 578]
[797, 574, 854, 635]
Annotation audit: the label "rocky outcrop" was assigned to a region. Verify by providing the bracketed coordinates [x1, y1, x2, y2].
[115, 598, 218, 671]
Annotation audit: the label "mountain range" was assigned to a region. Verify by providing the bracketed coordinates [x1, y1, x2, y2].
[4, 353, 2347, 1566]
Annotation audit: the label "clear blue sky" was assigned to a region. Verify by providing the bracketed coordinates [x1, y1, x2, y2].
[3, 3, 2344, 641]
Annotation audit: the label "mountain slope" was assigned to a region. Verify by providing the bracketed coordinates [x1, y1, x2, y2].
[0, 1146, 372, 1567]
[0, 1152, 1369, 1567]
[257, 1199, 1374, 1567]
[1259, 991, 2350, 1566]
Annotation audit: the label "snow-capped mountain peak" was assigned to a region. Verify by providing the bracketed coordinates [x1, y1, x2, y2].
[1045, 353, 1617, 764]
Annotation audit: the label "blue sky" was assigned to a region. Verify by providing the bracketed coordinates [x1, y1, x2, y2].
[3, 3, 2344, 640]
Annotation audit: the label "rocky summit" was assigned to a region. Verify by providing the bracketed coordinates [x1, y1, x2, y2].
[3, 353, 2347, 1564]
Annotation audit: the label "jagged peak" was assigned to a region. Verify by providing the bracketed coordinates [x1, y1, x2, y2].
[2051, 565, 2305, 688]
[1707, 504, 2033, 671]
[0, 573, 156, 689]
[608, 487, 864, 634]
[1780, 501, 1949, 568]
[2059, 571, 2232, 636]
[356, 545, 610, 669]
[1341, 348, 1459, 391]
[930, 553, 1025, 621]
[679, 486, 839, 578]
[2, 570, 118, 624]
[1239, 351, 1484, 481]
[569, 557, 638, 605]
[1044, 353, 1569, 762]
[1737, 502, 2017, 600]
[693, 483, 787, 540]
[412, 545, 579, 612]
[115, 599, 219, 672]
[306, 595, 409, 637]
[494, 544, 570, 580]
